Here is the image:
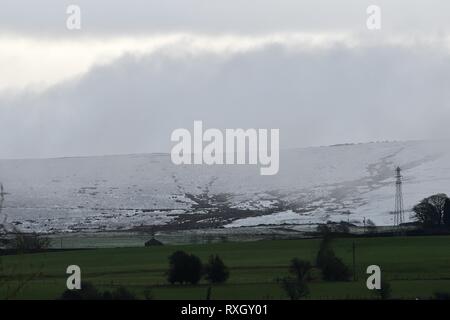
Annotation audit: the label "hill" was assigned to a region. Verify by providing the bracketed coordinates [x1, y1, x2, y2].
[1, 140, 449, 233]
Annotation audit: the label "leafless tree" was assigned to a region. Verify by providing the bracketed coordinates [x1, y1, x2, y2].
[0, 256, 43, 300]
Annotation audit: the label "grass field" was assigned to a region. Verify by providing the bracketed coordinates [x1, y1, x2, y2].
[1, 235, 449, 300]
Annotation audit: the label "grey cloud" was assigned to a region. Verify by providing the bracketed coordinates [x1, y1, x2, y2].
[1, 43, 450, 159]
[1, 0, 450, 35]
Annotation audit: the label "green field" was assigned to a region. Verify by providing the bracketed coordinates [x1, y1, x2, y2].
[1, 235, 449, 300]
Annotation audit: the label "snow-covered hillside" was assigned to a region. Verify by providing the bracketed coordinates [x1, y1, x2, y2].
[1, 140, 449, 233]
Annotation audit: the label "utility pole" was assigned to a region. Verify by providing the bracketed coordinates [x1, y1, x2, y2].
[363, 217, 366, 234]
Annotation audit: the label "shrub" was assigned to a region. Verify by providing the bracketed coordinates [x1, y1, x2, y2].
[434, 292, 450, 300]
[60, 282, 137, 300]
[413, 193, 450, 228]
[109, 286, 137, 300]
[316, 237, 351, 281]
[289, 258, 312, 282]
[280, 277, 309, 300]
[60, 282, 103, 300]
[377, 279, 392, 300]
[316, 237, 334, 268]
[167, 251, 203, 285]
[320, 256, 352, 281]
[280, 258, 312, 300]
[204, 255, 229, 284]
[14, 233, 50, 252]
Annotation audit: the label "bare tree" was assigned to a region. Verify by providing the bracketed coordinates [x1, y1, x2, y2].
[0, 183, 19, 234]
[0, 256, 43, 300]
[0, 183, 44, 299]
[413, 193, 450, 227]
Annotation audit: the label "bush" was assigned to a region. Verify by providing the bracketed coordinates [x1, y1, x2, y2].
[289, 258, 312, 282]
[109, 286, 137, 300]
[434, 292, 450, 300]
[167, 251, 203, 285]
[280, 277, 309, 300]
[143, 287, 154, 300]
[316, 238, 351, 281]
[320, 256, 352, 281]
[204, 255, 229, 284]
[14, 233, 50, 252]
[60, 282, 103, 300]
[377, 279, 392, 300]
[316, 237, 334, 268]
[60, 282, 137, 300]
[280, 258, 312, 300]
[413, 193, 450, 228]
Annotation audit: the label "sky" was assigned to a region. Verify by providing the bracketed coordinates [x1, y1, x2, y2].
[1, 1, 450, 159]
